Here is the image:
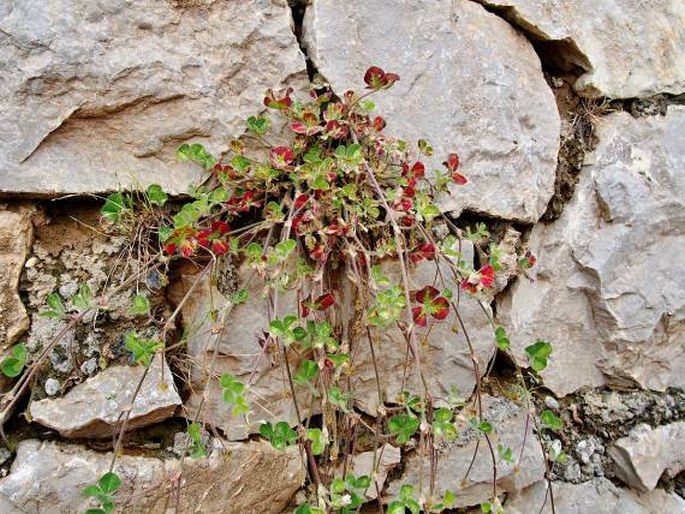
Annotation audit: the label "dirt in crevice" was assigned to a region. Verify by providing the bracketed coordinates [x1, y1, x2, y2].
[288, 0, 318, 82]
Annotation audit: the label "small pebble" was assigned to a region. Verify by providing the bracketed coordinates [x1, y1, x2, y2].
[24, 256, 38, 269]
[545, 395, 560, 410]
[44, 378, 60, 396]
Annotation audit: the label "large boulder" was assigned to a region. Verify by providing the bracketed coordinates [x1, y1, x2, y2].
[0, 0, 307, 196]
[505, 478, 685, 514]
[609, 421, 685, 492]
[302, 0, 559, 223]
[30, 356, 181, 438]
[498, 107, 685, 396]
[386, 396, 545, 508]
[0, 438, 304, 513]
[0, 205, 34, 352]
[475, 0, 685, 98]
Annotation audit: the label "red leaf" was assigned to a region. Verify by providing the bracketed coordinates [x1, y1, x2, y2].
[212, 239, 229, 255]
[432, 297, 449, 320]
[443, 153, 460, 172]
[270, 146, 294, 168]
[364, 66, 386, 89]
[415, 286, 439, 304]
[264, 88, 293, 110]
[412, 306, 427, 327]
[409, 243, 436, 263]
[480, 264, 495, 288]
[180, 240, 195, 258]
[196, 229, 211, 248]
[211, 220, 230, 235]
[384, 72, 400, 87]
[314, 293, 335, 311]
[325, 120, 349, 139]
[300, 297, 311, 318]
[294, 194, 310, 211]
[163, 242, 177, 255]
[372, 116, 386, 131]
[451, 172, 468, 185]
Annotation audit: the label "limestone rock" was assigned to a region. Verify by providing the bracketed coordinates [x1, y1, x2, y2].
[347, 444, 402, 500]
[0, 438, 304, 514]
[303, 0, 559, 223]
[498, 107, 685, 396]
[476, 0, 685, 98]
[386, 396, 545, 508]
[0, 0, 307, 196]
[609, 421, 685, 491]
[29, 356, 181, 438]
[0, 205, 34, 353]
[505, 478, 685, 514]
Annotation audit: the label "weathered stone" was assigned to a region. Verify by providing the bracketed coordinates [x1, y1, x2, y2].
[0, 438, 304, 513]
[30, 356, 181, 438]
[176, 242, 495, 439]
[346, 444, 402, 501]
[609, 421, 685, 491]
[303, 0, 559, 223]
[476, 0, 685, 98]
[498, 107, 685, 396]
[0, 205, 33, 352]
[352, 250, 495, 416]
[0, 0, 307, 196]
[505, 478, 685, 514]
[386, 396, 545, 508]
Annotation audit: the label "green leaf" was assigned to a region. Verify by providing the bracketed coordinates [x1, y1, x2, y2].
[389, 414, 419, 444]
[71, 283, 94, 310]
[247, 115, 270, 135]
[128, 294, 151, 315]
[124, 331, 162, 367]
[525, 340, 553, 372]
[40, 292, 67, 320]
[497, 443, 514, 463]
[494, 326, 510, 351]
[294, 360, 318, 384]
[306, 428, 326, 455]
[229, 288, 249, 305]
[2, 343, 28, 378]
[146, 184, 168, 206]
[331, 477, 346, 494]
[443, 490, 455, 508]
[101, 192, 126, 223]
[418, 138, 434, 156]
[421, 203, 441, 221]
[540, 409, 563, 431]
[97, 472, 121, 495]
[388, 501, 406, 514]
[177, 143, 216, 170]
[84, 509, 107, 514]
[273, 239, 297, 261]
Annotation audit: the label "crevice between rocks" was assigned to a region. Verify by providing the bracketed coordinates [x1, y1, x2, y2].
[288, 0, 318, 82]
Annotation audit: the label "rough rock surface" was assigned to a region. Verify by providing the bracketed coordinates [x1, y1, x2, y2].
[498, 107, 685, 396]
[0, 0, 307, 195]
[0, 438, 304, 513]
[476, 0, 685, 98]
[505, 478, 685, 514]
[303, 0, 560, 223]
[609, 421, 685, 491]
[176, 242, 495, 439]
[30, 356, 181, 438]
[386, 396, 545, 508]
[347, 444, 402, 500]
[0, 205, 33, 352]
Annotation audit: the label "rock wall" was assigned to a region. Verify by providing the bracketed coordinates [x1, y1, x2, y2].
[0, 0, 683, 512]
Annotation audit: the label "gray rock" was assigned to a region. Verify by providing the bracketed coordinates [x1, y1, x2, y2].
[0, 0, 307, 196]
[0, 205, 34, 352]
[498, 107, 685, 396]
[303, 0, 559, 223]
[386, 396, 545, 508]
[30, 356, 181, 438]
[347, 444, 402, 500]
[475, 0, 685, 99]
[505, 478, 685, 514]
[0, 438, 304, 514]
[609, 421, 685, 492]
